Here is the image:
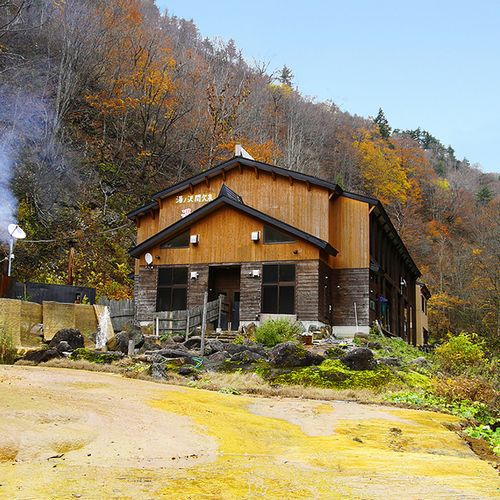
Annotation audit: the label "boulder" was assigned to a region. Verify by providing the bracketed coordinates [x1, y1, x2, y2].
[376, 357, 402, 367]
[107, 329, 145, 354]
[367, 341, 382, 350]
[340, 348, 376, 371]
[178, 366, 195, 376]
[230, 350, 264, 364]
[139, 340, 162, 353]
[24, 348, 61, 364]
[408, 356, 429, 367]
[221, 342, 266, 356]
[206, 339, 225, 353]
[71, 348, 124, 364]
[145, 348, 196, 363]
[183, 336, 202, 350]
[207, 351, 231, 363]
[55, 341, 73, 353]
[354, 331, 370, 339]
[171, 335, 185, 343]
[268, 342, 324, 368]
[48, 329, 84, 350]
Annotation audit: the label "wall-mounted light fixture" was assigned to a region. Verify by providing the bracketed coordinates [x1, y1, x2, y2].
[250, 269, 261, 278]
[190, 234, 199, 245]
[190, 271, 199, 280]
[251, 231, 260, 242]
[145, 252, 154, 270]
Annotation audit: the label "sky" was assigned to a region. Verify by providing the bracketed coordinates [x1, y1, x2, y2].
[156, 0, 500, 173]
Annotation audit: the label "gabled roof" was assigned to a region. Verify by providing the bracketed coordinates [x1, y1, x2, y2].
[126, 155, 421, 277]
[126, 156, 342, 220]
[129, 185, 338, 258]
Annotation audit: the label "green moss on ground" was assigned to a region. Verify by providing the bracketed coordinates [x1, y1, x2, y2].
[70, 348, 122, 364]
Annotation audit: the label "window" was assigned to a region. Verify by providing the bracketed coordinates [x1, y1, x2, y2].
[263, 225, 295, 244]
[161, 231, 190, 249]
[421, 295, 427, 314]
[262, 264, 295, 314]
[156, 267, 188, 311]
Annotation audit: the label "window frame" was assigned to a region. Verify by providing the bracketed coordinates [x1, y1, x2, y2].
[261, 263, 296, 314]
[262, 224, 295, 245]
[156, 266, 188, 312]
[160, 230, 190, 249]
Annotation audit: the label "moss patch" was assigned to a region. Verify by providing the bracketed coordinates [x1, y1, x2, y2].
[70, 348, 122, 364]
[270, 359, 397, 390]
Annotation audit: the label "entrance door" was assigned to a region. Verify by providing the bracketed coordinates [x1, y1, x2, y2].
[208, 266, 241, 330]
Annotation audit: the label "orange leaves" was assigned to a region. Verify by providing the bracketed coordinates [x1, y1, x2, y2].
[217, 139, 282, 164]
[353, 128, 411, 205]
[427, 219, 450, 239]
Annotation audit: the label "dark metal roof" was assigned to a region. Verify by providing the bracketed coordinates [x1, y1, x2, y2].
[129, 188, 338, 258]
[219, 184, 243, 203]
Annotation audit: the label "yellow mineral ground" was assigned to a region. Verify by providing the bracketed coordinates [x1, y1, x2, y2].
[0, 365, 498, 499]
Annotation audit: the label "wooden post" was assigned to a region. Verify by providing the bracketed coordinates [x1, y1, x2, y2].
[217, 295, 223, 329]
[155, 317, 159, 338]
[200, 291, 208, 356]
[128, 339, 135, 356]
[67, 240, 76, 285]
[354, 302, 358, 332]
[185, 310, 190, 341]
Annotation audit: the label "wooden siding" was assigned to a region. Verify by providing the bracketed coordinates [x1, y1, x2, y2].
[329, 196, 369, 269]
[296, 260, 320, 321]
[331, 268, 370, 326]
[187, 265, 209, 310]
[140, 205, 320, 266]
[240, 263, 262, 322]
[136, 164, 331, 245]
[135, 267, 158, 322]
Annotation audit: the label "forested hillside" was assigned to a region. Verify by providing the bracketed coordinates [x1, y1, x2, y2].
[0, 1, 498, 345]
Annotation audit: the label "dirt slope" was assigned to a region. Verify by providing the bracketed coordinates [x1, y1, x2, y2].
[0, 366, 497, 499]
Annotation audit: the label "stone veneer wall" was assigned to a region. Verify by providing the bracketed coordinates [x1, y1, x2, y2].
[187, 265, 209, 310]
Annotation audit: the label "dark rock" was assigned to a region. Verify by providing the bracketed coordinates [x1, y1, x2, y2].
[24, 348, 61, 364]
[340, 348, 376, 371]
[172, 335, 185, 343]
[367, 341, 382, 350]
[230, 350, 264, 364]
[268, 342, 324, 368]
[206, 351, 231, 363]
[145, 348, 196, 363]
[48, 329, 84, 350]
[206, 339, 225, 353]
[71, 348, 124, 364]
[55, 341, 73, 353]
[178, 366, 195, 376]
[139, 340, 162, 353]
[221, 342, 266, 356]
[354, 332, 370, 339]
[409, 356, 428, 367]
[150, 354, 166, 379]
[376, 357, 402, 367]
[183, 336, 202, 350]
[107, 329, 145, 354]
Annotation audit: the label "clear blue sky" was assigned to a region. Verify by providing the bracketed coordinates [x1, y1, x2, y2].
[156, 0, 500, 173]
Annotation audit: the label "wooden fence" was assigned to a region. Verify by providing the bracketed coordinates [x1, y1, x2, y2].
[151, 295, 228, 335]
[98, 298, 135, 332]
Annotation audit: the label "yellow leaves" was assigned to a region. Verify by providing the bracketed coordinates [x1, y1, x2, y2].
[471, 248, 482, 256]
[353, 128, 411, 205]
[433, 178, 450, 191]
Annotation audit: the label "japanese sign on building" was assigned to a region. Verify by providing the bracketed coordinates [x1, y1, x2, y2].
[175, 193, 214, 204]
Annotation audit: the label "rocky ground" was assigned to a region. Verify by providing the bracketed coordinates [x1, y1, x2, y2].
[0, 365, 498, 499]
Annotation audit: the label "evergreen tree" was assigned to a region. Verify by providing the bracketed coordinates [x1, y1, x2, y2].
[476, 185, 494, 206]
[374, 108, 391, 139]
[278, 65, 293, 86]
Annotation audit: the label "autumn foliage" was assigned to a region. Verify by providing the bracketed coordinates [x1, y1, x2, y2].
[0, 0, 498, 347]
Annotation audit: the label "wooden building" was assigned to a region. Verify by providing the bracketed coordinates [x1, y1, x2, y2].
[128, 155, 429, 344]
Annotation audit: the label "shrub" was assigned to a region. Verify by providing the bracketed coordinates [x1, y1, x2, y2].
[0, 326, 16, 364]
[386, 390, 493, 424]
[254, 319, 301, 347]
[464, 424, 500, 456]
[432, 376, 498, 408]
[434, 333, 485, 374]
